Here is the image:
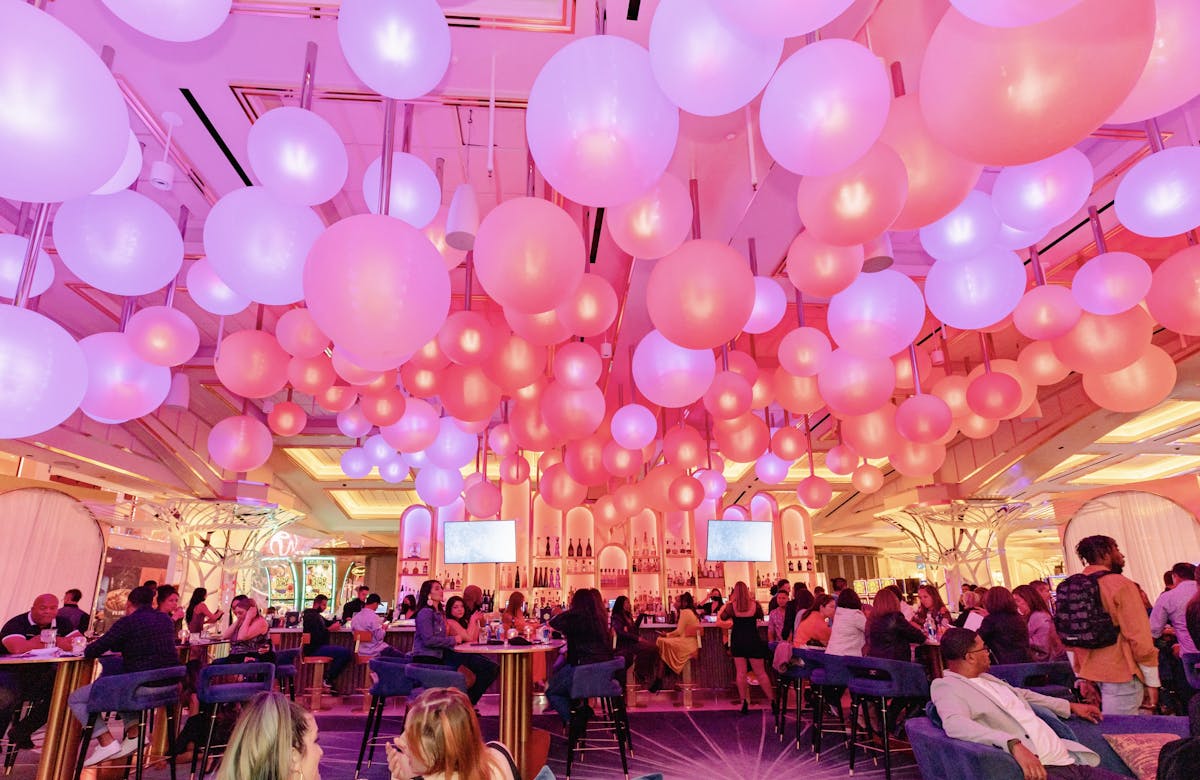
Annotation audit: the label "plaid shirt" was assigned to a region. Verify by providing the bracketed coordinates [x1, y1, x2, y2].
[84, 606, 178, 673]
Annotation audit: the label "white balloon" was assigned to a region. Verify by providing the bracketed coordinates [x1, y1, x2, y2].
[100, 0, 231, 42]
[247, 107, 349, 206]
[362, 152, 441, 228]
[0, 235, 54, 300]
[92, 131, 143, 196]
[337, 0, 451, 99]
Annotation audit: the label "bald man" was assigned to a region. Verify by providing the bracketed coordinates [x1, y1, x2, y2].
[0, 594, 79, 748]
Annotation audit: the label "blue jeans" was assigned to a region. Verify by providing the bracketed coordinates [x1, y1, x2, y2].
[68, 683, 135, 736]
[1099, 677, 1144, 715]
[545, 664, 576, 724]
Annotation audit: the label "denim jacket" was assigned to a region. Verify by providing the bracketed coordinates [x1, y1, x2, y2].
[412, 606, 456, 659]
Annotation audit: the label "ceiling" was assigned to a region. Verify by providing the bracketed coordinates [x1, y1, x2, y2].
[3, 0, 1199, 555]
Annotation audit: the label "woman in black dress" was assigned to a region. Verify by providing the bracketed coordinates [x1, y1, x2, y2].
[978, 586, 1033, 664]
[718, 581, 775, 714]
[611, 596, 658, 685]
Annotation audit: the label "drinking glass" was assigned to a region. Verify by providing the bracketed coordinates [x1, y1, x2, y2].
[39, 629, 55, 650]
[70, 635, 87, 655]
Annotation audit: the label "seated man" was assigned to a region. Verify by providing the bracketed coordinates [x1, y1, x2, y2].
[71, 585, 179, 766]
[349, 594, 405, 659]
[301, 594, 351, 692]
[932, 627, 1125, 780]
[0, 594, 79, 748]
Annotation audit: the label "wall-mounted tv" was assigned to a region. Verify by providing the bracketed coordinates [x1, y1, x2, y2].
[705, 520, 773, 562]
[443, 520, 518, 564]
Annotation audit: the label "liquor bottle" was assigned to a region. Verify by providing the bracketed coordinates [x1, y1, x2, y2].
[585, 538, 592, 557]
[806, 560, 813, 572]
[546, 536, 552, 557]
[555, 536, 561, 556]
[514, 567, 521, 588]
[788, 560, 795, 573]
[568, 538, 575, 557]
[422, 561, 428, 575]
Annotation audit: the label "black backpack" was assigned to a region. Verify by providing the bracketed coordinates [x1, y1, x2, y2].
[1054, 571, 1119, 649]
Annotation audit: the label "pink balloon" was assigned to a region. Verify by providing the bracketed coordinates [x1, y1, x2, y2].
[53, 190, 184, 296]
[503, 308, 571, 347]
[77, 331, 169, 423]
[827, 269, 926, 359]
[960, 412, 1000, 439]
[317, 385, 358, 413]
[1108, 0, 1200, 124]
[0, 235, 54, 300]
[464, 481, 503, 518]
[703, 370, 753, 420]
[1071, 252, 1151, 315]
[541, 382, 605, 440]
[1013, 285, 1082, 341]
[187, 259, 249, 316]
[918, 190, 1000, 262]
[409, 338, 451, 371]
[563, 436, 608, 486]
[602, 441, 643, 479]
[796, 143, 909, 246]
[649, 0, 782, 117]
[337, 404, 372, 438]
[950, 0, 1082, 27]
[778, 327, 832, 377]
[759, 40, 891, 176]
[663, 426, 706, 469]
[755, 452, 792, 485]
[499, 454, 531, 485]
[896, 394, 953, 443]
[208, 415, 274, 473]
[841, 404, 898, 459]
[247, 107, 348, 206]
[360, 387, 407, 427]
[1018, 340, 1071, 386]
[437, 310, 498, 367]
[426, 417, 477, 469]
[715, 0, 854, 39]
[556, 274, 618, 337]
[1082, 345, 1177, 413]
[438, 364, 502, 422]
[932, 374, 971, 417]
[826, 443, 860, 475]
[889, 440, 946, 477]
[852, 463, 884, 494]
[0, 2, 128, 203]
[818, 349, 896, 417]
[668, 474, 705, 511]
[487, 424, 516, 457]
[744, 277, 788, 335]
[416, 466, 464, 507]
[967, 358, 1036, 419]
[881, 94, 983, 231]
[540, 463, 587, 511]
[924, 248, 1027, 330]
[554, 342, 602, 389]
[796, 475, 833, 509]
[527, 36, 679, 207]
[215, 330, 290, 399]
[771, 427, 806, 460]
[331, 347, 382, 386]
[203, 187, 323, 305]
[992, 148, 1093, 233]
[362, 152, 441, 228]
[714, 413, 770, 463]
[966, 371, 1023, 419]
[475, 198, 584, 313]
[894, 348, 933, 392]
[696, 468, 727, 500]
[1115, 147, 1200, 238]
[337, 0, 450, 99]
[774, 368, 824, 415]
[612, 483, 645, 517]
[1146, 245, 1200, 335]
[304, 214, 450, 368]
[612, 403, 658, 450]
[919, 1, 1155, 165]
[786, 232, 864, 298]
[125, 306, 199, 367]
[632, 329, 716, 408]
[1052, 307, 1152, 373]
[268, 401, 307, 437]
[646, 240, 755, 350]
[276, 309, 330, 358]
[483, 333, 547, 391]
[288, 354, 336, 395]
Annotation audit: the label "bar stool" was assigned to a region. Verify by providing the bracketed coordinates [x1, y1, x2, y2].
[771, 643, 814, 741]
[795, 648, 849, 758]
[565, 658, 630, 780]
[844, 656, 930, 780]
[354, 660, 465, 780]
[1181, 652, 1200, 690]
[71, 665, 187, 780]
[190, 662, 275, 780]
[988, 662, 1075, 700]
[675, 624, 703, 709]
[2, 701, 32, 775]
[298, 633, 332, 711]
[351, 630, 375, 713]
[273, 648, 299, 700]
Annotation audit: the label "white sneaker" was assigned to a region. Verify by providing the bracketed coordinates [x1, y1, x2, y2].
[83, 740, 121, 767]
[116, 737, 140, 759]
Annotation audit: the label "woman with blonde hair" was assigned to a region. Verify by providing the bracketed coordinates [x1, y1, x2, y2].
[717, 581, 775, 714]
[216, 691, 321, 780]
[386, 687, 518, 780]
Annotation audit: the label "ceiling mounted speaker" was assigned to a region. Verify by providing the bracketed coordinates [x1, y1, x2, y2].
[862, 233, 895, 272]
[445, 183, 480, 251]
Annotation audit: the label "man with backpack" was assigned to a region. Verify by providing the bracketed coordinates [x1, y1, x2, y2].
[1055, 535, 1156, 715]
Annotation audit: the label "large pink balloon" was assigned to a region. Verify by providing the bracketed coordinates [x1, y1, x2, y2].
[852, 463, 884, 494]
[438, 364, 501, 422]
[554, 342, 602, 389]
[276, 309, 330, 359]
[1013, 285, 1082, 341]
[268, 400, 307, 437]
[919, 1, 1155, 166]
[770, 426, 805, 461]
[796, 144, 909, 247]
[632, 330, 716, 408]
[540, 463, 587, 511]
[949, 0, 1082, 27]
[796, 475, 834, 509]
[187, 259, 250, 316]
[125, 306, 200, 367]
[208, 415, 273, 473]
[786, 232, 864, 299]
[744, 277, 788, 335]
[438, 311, 497, 367]
[527, 36, 679, 206]
[464, 480, 503, 518]
[1108, 0, 1200, 124]
[215, 330, 290, 399]
[774, 368, 824, 415]
[53, 191, 183, 296]
[704, 370, 753, 420]
[247, 107, 348, 206]
[0, 235, 54, 300]
[0, 306, 87, 438]
[78, 332, 169, 423]
[826, 443, 860, 475]
[715, 413, 770, 463]
[381, 398, 439, 452]
[664, 426, 706, 469]
[1082, 345, 1177, 413]
[966, 371, 1023, 419]
[1051, 307, 1153, 373]
[647, 240, 755, 349]
[541, 382, 605, 440]
[827, 269, 926, 359]
[716, 0, 855, 39]
[503, 308, 571, 347]
[889, 440, 946, 477]
[991, 148, 1094, 232]
[606, 175, 694, 260]
[416, 466, 464, 507]
[304, 214, 450, 368]
[556, 274, 618, 338]
[474, 198, 585, 313]
[100, 0, 231, 41]
[760, 40, 891, 176]
[337, 0, 450, 99]
[1071, 252, 1151, 315]
[841, 404, 898, 459]
[602, 441, 643, 479]
[362, 152, 441, 228]
[1146, 245, 1200, 335]
[1115, 147, 1200, 238]
[881, 94, 983, 231]
[611, 403, 658, 450]
[0, 2, 128, 203]
[563, 436, 608, 486]
[649, 0, 782, 117]
[924, 248, 1027, 330]
[1018, 340, 1072, 386]
[483, 333, 547, 392]
[896, 394, 953, 444]
[818, 349, 896, 417]
[778, 327, 832, 377]
[918, 191, 1000, 262]
[203, 187, 323, 305]
[669, 474, 705, 511]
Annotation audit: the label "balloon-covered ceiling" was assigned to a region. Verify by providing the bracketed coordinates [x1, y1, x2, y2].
[2, 0, 1200, 538]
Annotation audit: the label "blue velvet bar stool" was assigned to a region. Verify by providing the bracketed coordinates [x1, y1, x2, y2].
[844, 656, 930, 780]
[988, 661, 1075, 700]
[770, 643, 814, 741]
[190, 662, 275, 780]
[565, 657, 630, 780]
[71, 664, 187, 780]
[1182, 652, 1200, 690]
[2, 701, 33, 776]
[273, 647, 299, 700]
[794, 648, 849, 757]
[353, 659, 465, 780]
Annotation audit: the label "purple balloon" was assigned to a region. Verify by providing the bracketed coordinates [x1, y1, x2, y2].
[186, 259, 250, 316]
[992, 148, 1093, 232]
[1071, 251, 1152, 315]
[0, 235, 54, 300]
[0, 305, 87, 438]
[755, 452, 793, 485]
[919, 190, 1001, 262]
[415, 465, 464, 507]
[340, 447, 373, 479]
[827, 269, 926, 359]
[632, 329, 716, 409]
[336, 404, 372, 438]
[925, 247, 1028, 330]
[1115, 147, 1200, 238]
[247, 107, 348, 207]
[611, 403, 658, 450]
[100, 0, 232, 42]
[426, 417, 477, 469]
[78, 332, 171, 423]
[362, 152, 441, 228]
[337, 0, 451, 99]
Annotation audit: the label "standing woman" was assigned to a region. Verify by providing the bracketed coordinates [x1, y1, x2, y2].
[718, 582, 775, 714]
[1012, 584, 1065, 662]
[546, 588, 613, 724]
[185, 588, 224, 636]
[411, 580, 498, 705]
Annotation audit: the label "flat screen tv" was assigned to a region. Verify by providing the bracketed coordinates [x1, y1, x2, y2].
[705, 520, 773, 562]
[443, 520, 518, 564]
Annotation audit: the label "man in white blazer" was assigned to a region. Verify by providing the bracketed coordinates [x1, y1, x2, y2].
[931, 628, 1125, 780]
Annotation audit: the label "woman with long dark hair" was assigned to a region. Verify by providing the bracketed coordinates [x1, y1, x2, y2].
[652, 592, 702, 693]
[185, 588, 223, 634]
[718, 582, 775, 714]
[979, 586, 1033, 664]
[1013, 584, 1066, 662]
[611, 595, 658, 685]
[826, 588, 867, 656]
[865, 587, 926, 661]
[546, 588, 614, 723]
[411, 580, 498, 705]
[781, 582, 815, 643]
[396, 594, 418, 620]
[793, 593, 836, 647]
[913, 584, 952, 631]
